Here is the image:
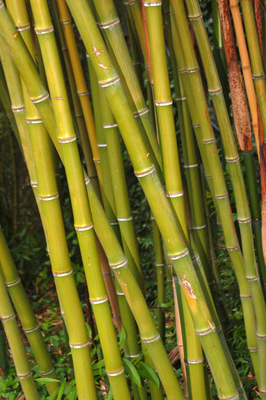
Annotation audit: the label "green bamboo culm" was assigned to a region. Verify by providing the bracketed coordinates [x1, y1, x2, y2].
[0, 269, 40, 399]
[28, 1, 132, 398]
[183, 0, 265, 390]
[0, 227, 59, 394]
[62, 1, 246, 398]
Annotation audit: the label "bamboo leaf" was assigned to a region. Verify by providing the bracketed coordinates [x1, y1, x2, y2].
[93, 359, 105, 369]
[48, 388, 59, 400]
[57, 382, 65, 400]
[118, 326, 126, 351]
[139, 361, 160, 388]
[123, 358, 141, 387]
[35, 377, 61, 383]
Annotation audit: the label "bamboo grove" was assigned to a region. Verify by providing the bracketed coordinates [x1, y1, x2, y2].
[1, 0, 266, 398]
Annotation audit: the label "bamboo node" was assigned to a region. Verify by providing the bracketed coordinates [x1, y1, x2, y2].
[218, 394, 239, 400]
[77, 91, 89, 96]
[253, 74, 266, 80]
[227, 245, 240, 252]
[192, 123, 200, 128]
[125, 353, 141, 358]
[135, 164, 155, 178]
[110, 258, 128, 269]
[203, 138, 216, 144]
[0, 2, 4, 9]
[16, 24, 30, 31]
[256, 333, 266, 339]
[31, 182, 38, 188]
[134, 108, 149, 118]
[156, 264, 164, 266]
[90, 296, 109, 304]
[40, 368, 55, 376]
[103, 123, 118, 128]
[98, 18, 120, 30]
[166, 191, 183, 198]
[246, 275, 259, 282]
[106, 368, 125, 376]
[58, 136, 76, 143]
[99, 76, 120, 88]
[155, 100, 173, 106]
[6, 277, 21, 287]
[74, 223, 93, 231]
[187, 67, 200, 73]
[39, 193, 59, 201]
[110, 221, 119, 225]
[94, 159, 100, 164]
[192, 255, 200, 263]
[24, 325, 40, 334]
[69, 340, 91, 349]
[142, 333, 160, 343]
[240, 294, 252, 300]
[97, 143, 107, 147]
[225, 156, 240, 163]
[150, 216, 155, 220]
[2, 314, 16, 322]
[168, 248, 189, 261]
[84, 177, 90, 185]
[176, 96, 186, 101]
[184, 163, 198, 168]
[31, 92, 49, 104]
[144, 1, 162, 6]
[35, 27, 54, 35]
[196, 325, 216, 336]
[215, 193, 228, 200]
[237, 217, 251, 224]
[12, 105, 25, 113]
[188, 13, 203, 20]
[26, 118, 43, 124]
[18, 372, 33, 380]
[192, 224, 207, 230]
[116, 291, 125, 295]
[179, 69, 187, 74]
[127, 0, 141, 5]
[60, 19, 71, 25]
[208, 87, 223, 96]
[53, 269, 73, 277]
[117, 216, 133, 221]
[187, 358, 203, 364]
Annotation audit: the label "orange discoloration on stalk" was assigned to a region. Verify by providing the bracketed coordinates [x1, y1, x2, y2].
[13, 32, 17, 39]
[179, 275, 196, 299]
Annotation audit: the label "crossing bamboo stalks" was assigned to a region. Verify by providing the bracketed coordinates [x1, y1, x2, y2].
[29, 1, 132, 398]
[0, 1, 246, 397]
[61, 1, 247, 398]
[91, 0, 162, 173]
[0, 227, 59, 395]
[54, 0, 103, 187]
[181, 0, 264, 389]
[229, 0, 266, 288]
[100, 88, 144, 287]
[0, 270, 40, 400]
[144, 0, 187, 241]
[171, 0, 260, 390]
[0, 13, 181, 399]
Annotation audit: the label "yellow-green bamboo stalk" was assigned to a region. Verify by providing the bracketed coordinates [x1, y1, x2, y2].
[54, 0, 103, 187]
[0, 227, 59, 394]
[28, 1, 132, 398]
[100, 88, 144, 286]
[170, 0, 258, 393]
[0, 269, 40, 399]
[0, 2, 243, 397]
[184, 0, 264, 387]
[63, 2, 244, 397]
[91, 0, 162, 173]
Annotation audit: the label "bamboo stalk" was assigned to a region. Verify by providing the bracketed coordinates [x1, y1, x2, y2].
[0, 270, 40, 399]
